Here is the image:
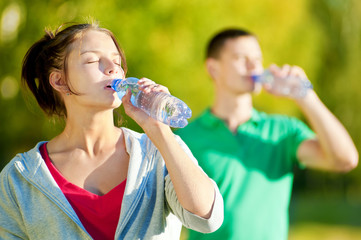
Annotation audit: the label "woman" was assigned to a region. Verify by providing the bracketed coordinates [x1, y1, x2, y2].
[0, 22, 223, 239]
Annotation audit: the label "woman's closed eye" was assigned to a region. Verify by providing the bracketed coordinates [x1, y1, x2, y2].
[87, 59, 99, 64]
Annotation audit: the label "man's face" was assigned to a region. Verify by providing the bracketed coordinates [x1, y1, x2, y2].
[210, 36, 263, 94]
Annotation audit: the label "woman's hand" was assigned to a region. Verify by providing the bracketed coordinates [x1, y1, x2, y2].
[121, 78, 170, 130]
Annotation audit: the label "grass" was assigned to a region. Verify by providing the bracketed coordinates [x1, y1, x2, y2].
[288, 192, 361, 239]
[289, 223, 361, 240]
[180, 191, 361, 239]
[181, 224, 361, 240]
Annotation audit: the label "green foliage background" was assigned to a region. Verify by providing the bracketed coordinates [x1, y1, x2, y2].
[1, 0, 361, 237]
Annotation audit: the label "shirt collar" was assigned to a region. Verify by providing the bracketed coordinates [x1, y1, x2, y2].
[199, 108, 262, 129]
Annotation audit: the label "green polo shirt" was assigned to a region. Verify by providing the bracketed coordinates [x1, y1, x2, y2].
[176, 108, 315, 240]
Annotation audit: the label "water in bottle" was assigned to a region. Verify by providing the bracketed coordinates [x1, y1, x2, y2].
[251, 69, 313, 98]
[111, 77, 192, 128]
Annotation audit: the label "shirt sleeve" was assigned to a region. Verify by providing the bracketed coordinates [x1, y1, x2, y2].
[287, 117, 316, 166]
[0, 165, 28, 239]
[164, 135, 224, 233]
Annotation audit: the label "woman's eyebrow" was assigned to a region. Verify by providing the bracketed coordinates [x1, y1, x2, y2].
[80, 50, 120, 56]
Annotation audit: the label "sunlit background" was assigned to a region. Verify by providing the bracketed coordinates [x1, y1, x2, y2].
[1, 0, 361, 239]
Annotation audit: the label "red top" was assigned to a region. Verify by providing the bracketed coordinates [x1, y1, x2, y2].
[40, 143, 126, 240]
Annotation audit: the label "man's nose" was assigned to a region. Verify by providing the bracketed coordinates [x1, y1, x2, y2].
[246, 59, 263, 75]
[246, 59, 257, 71]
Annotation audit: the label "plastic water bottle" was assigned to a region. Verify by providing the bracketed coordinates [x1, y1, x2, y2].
[111, 77, 192, 128]
[252, 69, 313, 98]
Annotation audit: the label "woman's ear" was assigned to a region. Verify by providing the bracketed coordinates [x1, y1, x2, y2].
[49, 71, 69, 93]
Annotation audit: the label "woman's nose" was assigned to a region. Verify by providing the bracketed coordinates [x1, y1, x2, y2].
[105, 62, 120, 76]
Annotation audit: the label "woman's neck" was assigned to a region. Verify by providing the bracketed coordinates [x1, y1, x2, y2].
[50, 109, 121, 157]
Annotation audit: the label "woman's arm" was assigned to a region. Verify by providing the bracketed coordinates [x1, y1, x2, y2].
[121, 80, 216, 218]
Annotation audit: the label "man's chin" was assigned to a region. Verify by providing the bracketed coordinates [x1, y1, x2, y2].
[251, 82, 262, 95]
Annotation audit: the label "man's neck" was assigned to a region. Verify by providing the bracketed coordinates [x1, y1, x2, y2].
[211, 92, 253, 132]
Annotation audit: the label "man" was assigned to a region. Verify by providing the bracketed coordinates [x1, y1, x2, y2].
[176, 29, 358, 240]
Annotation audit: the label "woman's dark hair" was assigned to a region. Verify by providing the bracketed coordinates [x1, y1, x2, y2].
[21, 21, 127, 117]
[206, 28, 256, 59]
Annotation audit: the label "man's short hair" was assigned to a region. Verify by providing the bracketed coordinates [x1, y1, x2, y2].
[206, 28, 255, 59]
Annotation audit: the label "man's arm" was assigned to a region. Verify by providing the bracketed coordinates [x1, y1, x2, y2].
[296, 90, 358, 172]
[266, 64, 358, 172]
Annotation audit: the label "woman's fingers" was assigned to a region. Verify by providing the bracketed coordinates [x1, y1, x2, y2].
[138, 78, 170, 94]
[121, 89, 148, 119]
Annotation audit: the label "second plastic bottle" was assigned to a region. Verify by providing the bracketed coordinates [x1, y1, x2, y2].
[252, 69, 313, 98]
[111, 77, 192, 128]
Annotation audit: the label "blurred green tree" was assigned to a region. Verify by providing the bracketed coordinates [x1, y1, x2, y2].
[0, 0, 360, 218]
[291, 0, 361, 199]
